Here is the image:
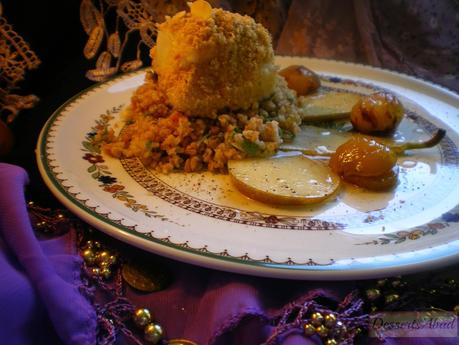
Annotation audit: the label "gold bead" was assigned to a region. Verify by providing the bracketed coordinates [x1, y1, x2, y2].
[133, 308, 152, 328]
[83, 240, 94, 249]
[97, 254, 116, 268]
[95, 252, 117, 268]
[57, 213, 65, 219]
[95, 251, 110, 265]
[446, 278, 456, 288]
[100, 267, 112, 279]
[398, 280, 408, 288]
[453, 305, 459, 315]
[90, 267, 100, 276]
[315, 324, 328, 337]
[303, 323, 315, 336]
[324, 313, 337, 328]
[391, 280, 401, 288]
[385, 293, 400, 304]
[82, 249, 96, 265]
[333, 321, 347, 337]
[310, 312, 324, 326]
[99, 260, 111, 269]
[28, 201, 34, 206]
[144, 323, 163, 344]
[107, 255, 117, 265]
[325, 339, 338, 345]
[365, 288, 381, 301]
[376, 279, 387, 287]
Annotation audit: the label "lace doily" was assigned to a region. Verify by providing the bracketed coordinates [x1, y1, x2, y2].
[0, 2, 40, 123]
[80, 0, 184, 81]
[80, 0, 289, 82]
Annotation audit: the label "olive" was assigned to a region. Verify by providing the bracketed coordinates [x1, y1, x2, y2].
[279, 65, 321, 96]
[350, 92, 404, 134]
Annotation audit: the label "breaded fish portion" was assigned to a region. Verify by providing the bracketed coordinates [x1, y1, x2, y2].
[151, 1, 277, 117]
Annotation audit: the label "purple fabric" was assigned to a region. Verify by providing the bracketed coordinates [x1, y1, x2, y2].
[0, 163, 96, 344]
[123, 270, 350, 344]
[1, 165, 458, 344]
[0, 162, 351, 345]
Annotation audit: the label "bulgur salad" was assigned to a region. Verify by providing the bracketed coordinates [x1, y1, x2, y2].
[94, 0, 445, 205]
[97, 0, 305, 173]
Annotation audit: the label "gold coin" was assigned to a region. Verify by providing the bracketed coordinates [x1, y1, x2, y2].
[167, 339, 199, 345]
[122, 262, 170, 292]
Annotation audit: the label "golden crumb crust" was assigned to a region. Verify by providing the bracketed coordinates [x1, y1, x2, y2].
[151, 7, 277, 117]
[99, 3, 306, 174]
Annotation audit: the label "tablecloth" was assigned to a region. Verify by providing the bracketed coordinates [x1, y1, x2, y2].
[1, 0, 458, 344]
[1, 163, 458, 344]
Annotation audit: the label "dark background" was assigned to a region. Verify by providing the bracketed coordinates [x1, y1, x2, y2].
[4, 1, 93, 207]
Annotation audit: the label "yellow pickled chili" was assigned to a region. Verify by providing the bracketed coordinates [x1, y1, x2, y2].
[329, 136, 399, 190]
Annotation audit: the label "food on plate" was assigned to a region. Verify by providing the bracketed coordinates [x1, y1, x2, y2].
[299, 91, 362, 122]
[97, 0, 447, 205]
[281, 125, 446, 157]
[387, 128, 446, 155]
[280, 125, 351, 155]
[101, 0, 304, 173]
[329, 136, 399, 190]
[152, 0, 277, 117]
[278, 65, 321, 96]
[280, 126, 445, 191]
[342, 166, 399, 191]
[299, 91, 403, 134]
[350, 91, 404, 134]
[228, 155, 341, 205]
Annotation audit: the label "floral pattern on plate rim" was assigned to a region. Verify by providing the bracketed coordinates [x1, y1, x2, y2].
[82, 81, 459, 237]
[37, 63, 459, 272]
[81, 105, 345, 231]
[81, 104, 181, 226]
[356, 211, 459, 245]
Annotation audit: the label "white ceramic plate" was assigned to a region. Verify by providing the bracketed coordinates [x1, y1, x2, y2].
[36, 57, 459, 280]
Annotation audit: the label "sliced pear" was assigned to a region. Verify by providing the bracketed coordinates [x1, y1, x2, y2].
[228, 155, 341, 205]
[280, 125, 352, 156]
[300, 90, 362, 122]
[280, 125, 445, 157]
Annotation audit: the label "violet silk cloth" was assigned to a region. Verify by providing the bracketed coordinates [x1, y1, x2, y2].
[0, 164, 96, 345]
[1, 165, 458, 345]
